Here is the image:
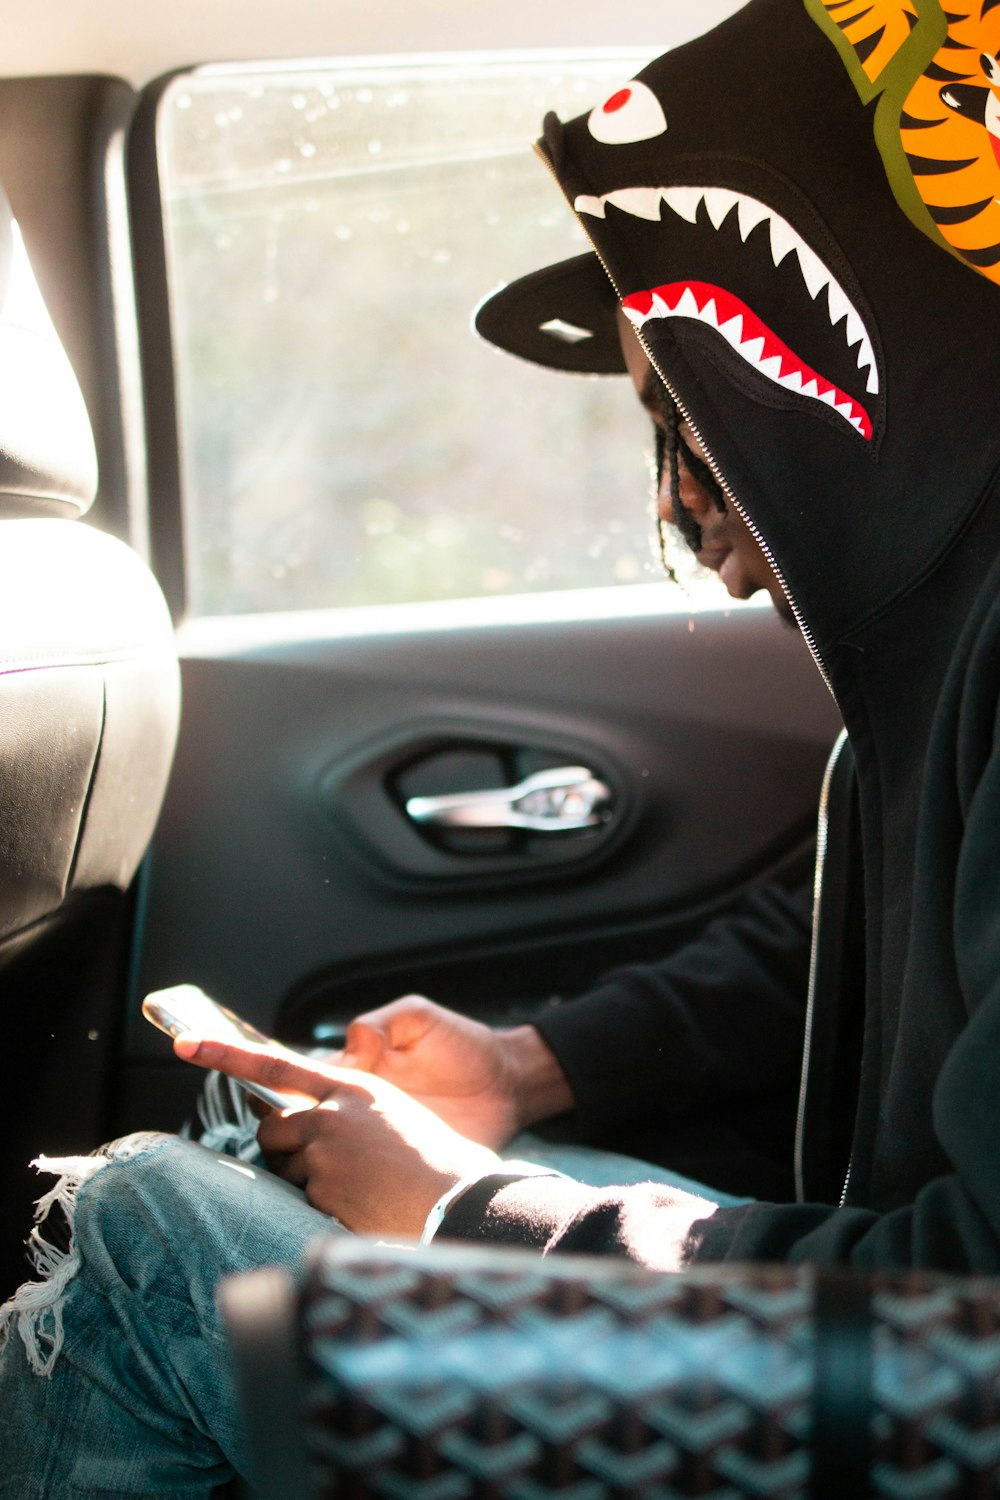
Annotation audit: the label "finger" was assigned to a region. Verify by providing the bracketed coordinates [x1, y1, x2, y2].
[342, 994, 429, 1067]
[173, 1035, 340, 1100]
[340, 1017, 386, 1071]
[246, 1092, 273, 1120]
[258, 1106, 315, 1156]
[346, 995, 434, 1063]
[272, 1149, 308, 1189]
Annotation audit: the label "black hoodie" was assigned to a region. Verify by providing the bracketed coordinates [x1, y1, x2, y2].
[442, 0, 1000, 1271]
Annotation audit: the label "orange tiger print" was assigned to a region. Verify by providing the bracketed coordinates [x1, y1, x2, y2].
[813, 0, 920, 86]
[901, 4, 1000, 275]
[807, 0, 1000, 285]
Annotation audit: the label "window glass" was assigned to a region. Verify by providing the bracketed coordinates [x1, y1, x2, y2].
[159, 56, 737, 616]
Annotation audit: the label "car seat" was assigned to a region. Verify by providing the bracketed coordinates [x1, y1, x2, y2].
[0, 183, 180, 1297]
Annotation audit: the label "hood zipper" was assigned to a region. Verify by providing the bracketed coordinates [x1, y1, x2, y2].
[653, 369, 832, 694]
[535, 145, 833, 694]
[793, 729, 847, 1202]
[839, 1157, 854, 1208]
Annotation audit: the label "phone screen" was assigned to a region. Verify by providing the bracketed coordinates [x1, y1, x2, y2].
[142, 985, 313, 1111]
[142, 985, 276, 1047]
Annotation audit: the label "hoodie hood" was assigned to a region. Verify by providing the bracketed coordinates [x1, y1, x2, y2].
[536, 0, 1000, 675]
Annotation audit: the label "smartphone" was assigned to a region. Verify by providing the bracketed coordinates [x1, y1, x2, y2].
[142, 984, 314, 1111]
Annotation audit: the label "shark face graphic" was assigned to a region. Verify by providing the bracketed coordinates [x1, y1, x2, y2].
[574, 181, 880, 442]
[515, 0, 1000, 657]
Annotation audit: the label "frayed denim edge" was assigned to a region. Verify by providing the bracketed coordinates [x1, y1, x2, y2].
[190, 1071, 262, 1163]
[0, 1132, 168, 1377]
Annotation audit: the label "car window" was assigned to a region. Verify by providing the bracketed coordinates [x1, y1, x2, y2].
[158, 55, 743, 619]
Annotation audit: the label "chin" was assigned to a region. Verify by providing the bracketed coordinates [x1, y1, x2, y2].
[773, 595, 800, 630]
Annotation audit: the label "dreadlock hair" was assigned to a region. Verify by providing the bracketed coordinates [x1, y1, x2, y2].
[650, 374, 727, 567]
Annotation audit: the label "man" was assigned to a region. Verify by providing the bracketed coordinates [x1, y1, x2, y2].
[175, 0, 1000, 1266]
[5, 0, 1000, 1489]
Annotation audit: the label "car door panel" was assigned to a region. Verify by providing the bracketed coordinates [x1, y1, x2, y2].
[118, 604, 841, 1133]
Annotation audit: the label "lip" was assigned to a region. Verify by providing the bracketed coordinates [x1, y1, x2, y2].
[718, 549, 750, 596]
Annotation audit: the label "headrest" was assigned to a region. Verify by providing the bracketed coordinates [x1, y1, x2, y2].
[0, 188, 97, 519]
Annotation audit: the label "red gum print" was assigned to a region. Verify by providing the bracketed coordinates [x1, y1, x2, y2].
[623, 280, 874, 441]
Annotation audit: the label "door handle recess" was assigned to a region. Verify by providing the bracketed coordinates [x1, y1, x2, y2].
[405, 765, 613, 834]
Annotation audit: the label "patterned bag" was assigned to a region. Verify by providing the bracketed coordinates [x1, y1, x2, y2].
[221, 1238, 1000, 1499]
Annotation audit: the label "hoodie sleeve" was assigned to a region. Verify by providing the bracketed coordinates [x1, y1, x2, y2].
[691, 665, 1000, 1272]
[440, 1120, 1000, 1275]
[534, 878, 814, 1133]
[441, 711, 1000, 1275]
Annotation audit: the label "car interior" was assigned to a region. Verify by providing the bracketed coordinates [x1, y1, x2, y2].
[5, 0, 942, 1492]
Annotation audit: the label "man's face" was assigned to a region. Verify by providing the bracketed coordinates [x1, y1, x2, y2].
[615, 308, 795, 626]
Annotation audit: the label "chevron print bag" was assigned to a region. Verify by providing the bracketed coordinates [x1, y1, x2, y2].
[221, 1239, 1000, 1500]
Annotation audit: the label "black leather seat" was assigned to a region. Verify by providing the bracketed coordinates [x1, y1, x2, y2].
[0, 186, 180, 1297]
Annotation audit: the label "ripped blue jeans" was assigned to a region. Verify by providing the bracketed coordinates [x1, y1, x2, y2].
[0, 1125, 747, 1499]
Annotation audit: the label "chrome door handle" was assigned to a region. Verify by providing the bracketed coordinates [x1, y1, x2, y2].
[405, 765, 613, 833]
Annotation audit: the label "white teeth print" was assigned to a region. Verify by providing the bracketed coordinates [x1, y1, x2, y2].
[661, 186, 702, 223]
[737, 196, 770, 242]
[606, 187, 661, 221]
[677, 285, 701, 317]
[573, 185, 880, 398]
[826, 283, 851, 328]
[844, 310, 877, 395]
[845, 308, 865, 349]
[768, 216, 799, 267]
[719, 313, 745, 346]
[703, 187, 739, 230]
[796, 242, 830, 300]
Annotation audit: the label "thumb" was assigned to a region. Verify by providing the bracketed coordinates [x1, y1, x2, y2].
[340, 1016, 386, 1071]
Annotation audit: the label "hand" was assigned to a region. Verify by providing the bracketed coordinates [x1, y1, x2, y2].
[333, 995, 574, 1149]
[175, 1035, 501, 1236]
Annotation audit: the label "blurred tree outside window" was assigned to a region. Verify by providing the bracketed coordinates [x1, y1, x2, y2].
[159, 55, 739, 617]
